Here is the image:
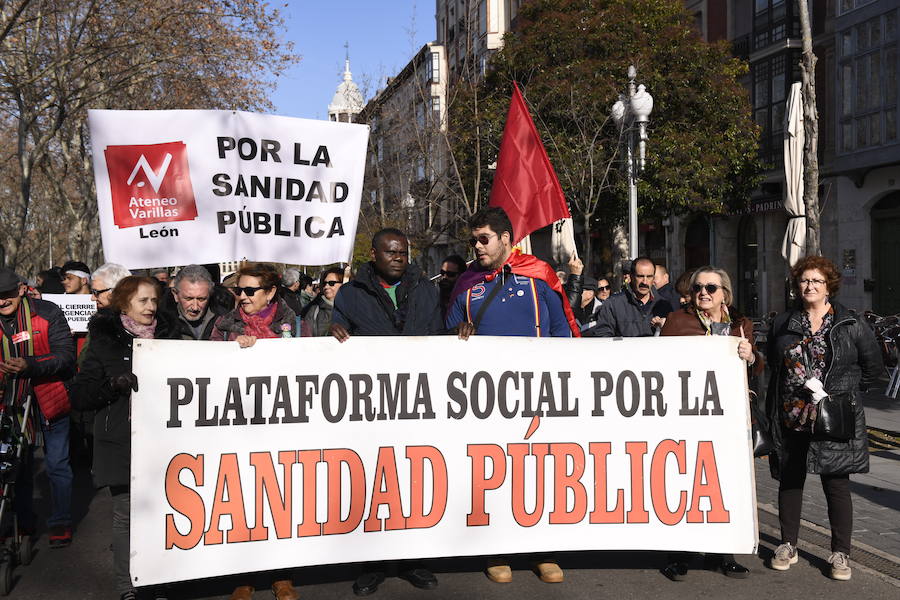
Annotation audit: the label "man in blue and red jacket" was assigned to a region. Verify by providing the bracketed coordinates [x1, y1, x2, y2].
[445, 206, 578, 585]
[446, 206, 580, 340]
[0, 267, 75, 548]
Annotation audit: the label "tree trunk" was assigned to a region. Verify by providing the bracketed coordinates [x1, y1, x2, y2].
[581, 211, 593, 276]
[797, 0, 820, 255]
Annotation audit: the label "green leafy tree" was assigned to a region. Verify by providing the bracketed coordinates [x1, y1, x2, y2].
[450, 0, 763, 273]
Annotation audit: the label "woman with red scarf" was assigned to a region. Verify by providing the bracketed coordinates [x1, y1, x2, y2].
[211, 262, 301, 600]
[211, 263, 302, 345]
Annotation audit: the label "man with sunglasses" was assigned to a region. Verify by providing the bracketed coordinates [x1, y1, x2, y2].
[447, 206, 579, 341]
[437, 254, 466, 317]
[446, 206, 578, 585]
[586, 256, 673, 338]
[0, 267, 76, 549]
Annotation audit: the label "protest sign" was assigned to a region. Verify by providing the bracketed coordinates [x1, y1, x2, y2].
[42, 294, 96, 333]
[87, 110, 369, 269]
[130, 336, 758, 586]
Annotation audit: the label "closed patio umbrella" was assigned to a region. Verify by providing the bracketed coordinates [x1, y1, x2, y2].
[782, 82, 806, 266]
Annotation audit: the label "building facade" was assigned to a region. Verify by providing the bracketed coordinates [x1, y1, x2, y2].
[653, 0, 899, 318]
[358, 42, 452, 273]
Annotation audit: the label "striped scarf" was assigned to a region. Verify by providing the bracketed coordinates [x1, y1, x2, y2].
[0, 298, 38, 443]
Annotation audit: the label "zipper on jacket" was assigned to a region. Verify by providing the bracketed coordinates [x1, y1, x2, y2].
[822, 316, 855, 396]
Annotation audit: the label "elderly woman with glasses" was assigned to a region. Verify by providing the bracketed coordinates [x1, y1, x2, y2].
[211, 262, 302, 600]
[765, 256, 881, 581]
[659, 265, 763, 581]
[211, 263, 299, 345]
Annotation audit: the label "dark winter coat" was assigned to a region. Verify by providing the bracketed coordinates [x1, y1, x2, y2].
[585, 285, 673, 337]
[765, 302, 883, 479]
[209, 297, 297, 341]
[303, 295, 335, 337]
[70, 308, 180, 488]
[332, 262, 444, 336]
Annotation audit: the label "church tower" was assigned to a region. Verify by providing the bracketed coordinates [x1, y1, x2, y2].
[328, 44, 364, 123]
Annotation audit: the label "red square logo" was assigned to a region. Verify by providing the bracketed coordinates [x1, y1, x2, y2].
[104, 141, 198, 229]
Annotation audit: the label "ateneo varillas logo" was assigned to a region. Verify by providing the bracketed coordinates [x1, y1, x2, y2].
[104, 141, 198, 229]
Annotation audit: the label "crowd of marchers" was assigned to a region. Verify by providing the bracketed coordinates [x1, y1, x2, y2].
[0, 206, 883, 600]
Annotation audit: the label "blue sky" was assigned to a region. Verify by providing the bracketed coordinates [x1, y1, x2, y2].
[269, 1, 433, 119]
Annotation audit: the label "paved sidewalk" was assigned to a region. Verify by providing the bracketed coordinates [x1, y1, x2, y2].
[755, 386, 900, 560]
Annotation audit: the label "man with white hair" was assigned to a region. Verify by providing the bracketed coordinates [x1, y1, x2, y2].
[89, 263, 131, 309]
[165, 264, 228, 340]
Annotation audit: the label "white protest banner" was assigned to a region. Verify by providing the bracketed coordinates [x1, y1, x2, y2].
[42, 294, 96, 333]
[130, 336, 757, 587]
[87, 110, 369, 269]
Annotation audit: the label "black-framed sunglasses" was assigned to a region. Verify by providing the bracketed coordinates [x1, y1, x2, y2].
[440, 270, 459, 277]
[692, 283, 723, 295]
[233, 286, 268, 297]
[597, 285, 610, 291]
[90, 287, 111, 296]
[468, 233, 496, 247]
[323, 280, 342, 287]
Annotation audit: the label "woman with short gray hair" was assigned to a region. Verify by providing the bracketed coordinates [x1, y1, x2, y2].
[91, 263, 131, 309]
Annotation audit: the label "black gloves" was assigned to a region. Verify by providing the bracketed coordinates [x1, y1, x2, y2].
[108, 372, 139, 394]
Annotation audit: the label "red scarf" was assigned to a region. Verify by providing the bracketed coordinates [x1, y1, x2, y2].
[450, 249, 581, 337]
[240, 303, 278, 338]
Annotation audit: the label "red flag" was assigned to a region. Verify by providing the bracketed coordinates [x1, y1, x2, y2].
[489, 82, 570, 243]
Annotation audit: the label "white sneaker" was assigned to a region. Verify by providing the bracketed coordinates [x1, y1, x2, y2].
[770, 542, 799, 571]
[828, 551, 852, 581]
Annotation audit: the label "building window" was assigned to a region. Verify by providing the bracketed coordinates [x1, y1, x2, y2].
[431, 96, 441, 125]
[426, 52, 440, 84]
[753, 0, 798, 52]
[737, 216, 759, 318]
[838, 9, 898, 153]
[839, 0, 877, 16]
[751, 51, 799, 164]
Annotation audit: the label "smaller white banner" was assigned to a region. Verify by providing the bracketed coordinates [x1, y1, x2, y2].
[43, 294, 96, 333]
[87, 109, 369, 269]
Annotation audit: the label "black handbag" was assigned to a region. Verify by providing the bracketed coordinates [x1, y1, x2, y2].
[811, 392, 855, 441]
[749, 392, 773, 457]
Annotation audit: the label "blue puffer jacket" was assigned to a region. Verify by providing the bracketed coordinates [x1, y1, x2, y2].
[332, 262, 444, 336]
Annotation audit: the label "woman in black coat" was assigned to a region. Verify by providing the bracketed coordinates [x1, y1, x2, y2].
[71, 276, 179, 600]
[765, 256, 882, 581]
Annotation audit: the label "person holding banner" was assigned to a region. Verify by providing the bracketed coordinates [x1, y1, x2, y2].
[210, 263, 301, 343]
[765, 256, 882, 581]
[448, 207, 578, 584]
[330, 228, 443, 341]
[0, 267, 76, 550]
[660, 265, 762, 580]
[328, 228, 441, 595]
[209, 262, 302, 599]
[70, 276, 180, 600]
[447, 207, 580, 342]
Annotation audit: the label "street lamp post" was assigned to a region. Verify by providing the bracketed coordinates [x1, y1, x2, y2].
[611, 65, 653, 260]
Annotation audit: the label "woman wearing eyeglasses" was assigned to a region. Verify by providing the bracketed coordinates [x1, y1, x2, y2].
[212, 262, 301, 600]
[660, 265, 762, 581]
[211, 263, 300, 345]
[765, 256, 881, 581]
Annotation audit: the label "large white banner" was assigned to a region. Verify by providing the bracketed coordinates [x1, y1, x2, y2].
[88, 110, 369, 269]
[130, 336, 758, 587]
